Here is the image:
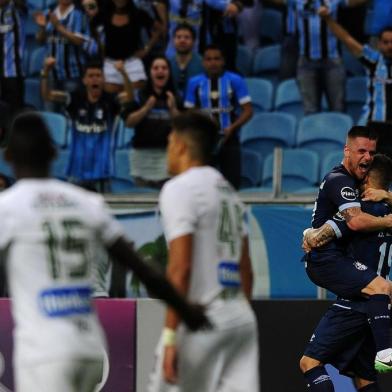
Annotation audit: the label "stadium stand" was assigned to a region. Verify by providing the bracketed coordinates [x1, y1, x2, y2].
[274, 78, 304, 121]
[245, 78, 274, 112]
[235, 45, 253, 77]
[252, 45, 281, 85]
[320, 150, 344, 180]
[51, 148, 70, 180]
[240, 148, 263, 189]
[258, 8, 283, 45]
[40, 111, 68, 148]
[345, 76, 367, 123]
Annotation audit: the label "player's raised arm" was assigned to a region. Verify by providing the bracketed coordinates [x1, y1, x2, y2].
[106, 237, 209, 331]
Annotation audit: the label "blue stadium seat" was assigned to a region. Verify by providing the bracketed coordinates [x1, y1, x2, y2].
[51, 148, 70, 180]
[252, 45, 281, 86]
[259, 8, 283, 45]
[245, 78, 273, 112]
[261, 148, 320, 192]
[345, 76, 367, 123]
[111, 150, 157, 193]
[116, 119, 134, 149]
[320, 150, 343, 181]
[0, 152, 13, 178]
[274, 78, 304, 121]
[27, 0, 45, 10]
[24, 78, 44, 110]
[342, 47, 366, 76]
[236, 45, 253, 76]
[240, 148, 263, 189]
[296, 113, 353, 156]
[27, 46, 46, 77]
[240, 112, 297, 159]
[39, 111, 68, 147]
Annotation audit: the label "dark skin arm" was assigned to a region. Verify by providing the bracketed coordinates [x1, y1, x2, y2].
[106, 236, 209, 331]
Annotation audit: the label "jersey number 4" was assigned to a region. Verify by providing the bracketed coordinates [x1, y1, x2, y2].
[42, 219, 89, 280]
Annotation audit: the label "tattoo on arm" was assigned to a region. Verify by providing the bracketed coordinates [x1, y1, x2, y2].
[340, 207, 361, 224]
[305, 224, 336, 248]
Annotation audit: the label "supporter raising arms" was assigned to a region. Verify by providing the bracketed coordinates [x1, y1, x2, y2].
[125, 56, 181, 189]
[91, 0, 163, 93]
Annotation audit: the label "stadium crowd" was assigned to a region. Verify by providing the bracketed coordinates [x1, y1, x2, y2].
[0, 0, 391, 192]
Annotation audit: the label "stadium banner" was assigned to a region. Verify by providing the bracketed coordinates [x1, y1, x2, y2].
[0, 299, 136, 392]
[112, 205, 317, 298]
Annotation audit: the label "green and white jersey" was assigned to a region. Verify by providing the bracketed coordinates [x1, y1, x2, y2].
[0, 179, 124, 366]
[159, 167, 247, 304]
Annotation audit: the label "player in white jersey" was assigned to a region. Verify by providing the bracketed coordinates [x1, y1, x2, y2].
[149, 112, 259, 392]
[0, 112, 210, 392]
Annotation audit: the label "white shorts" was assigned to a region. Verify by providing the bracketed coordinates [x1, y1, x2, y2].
[148, 298, 260, 392]
[104, 57, 147, 85]
[15, 358, 104, 392]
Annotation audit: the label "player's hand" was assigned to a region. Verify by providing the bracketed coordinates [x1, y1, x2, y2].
[302, 228, 312, 253]
[34, 11, 46, 27]
[318, 5, 330, 18]
[181, 303, 212, 331]
[361, 188, 388, 202]
[163, 345, 178, 384]
[224, 3, 240, 17]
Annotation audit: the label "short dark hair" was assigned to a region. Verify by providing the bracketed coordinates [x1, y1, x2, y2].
[6, 112, 56, 169]
[369, 153, 392, 190]
[203, 44, 224, 58]
[379, 26, 392, 39]
[173, 23, 196, 40]
[347, 125, 378, 141]
[83, 58, 103, 75]
[171, 111, 219, 163]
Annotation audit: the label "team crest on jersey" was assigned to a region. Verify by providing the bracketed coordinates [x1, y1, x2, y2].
[340, 187, 358, 201]
[210, 90, 219, 100]
[332, 212, 345, 222]
[353, 261, 368, 271]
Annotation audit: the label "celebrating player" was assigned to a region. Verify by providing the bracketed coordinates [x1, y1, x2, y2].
[302, 154, 392, 391]
[148, 111, 259, 392]
[0, 112, 210, 392]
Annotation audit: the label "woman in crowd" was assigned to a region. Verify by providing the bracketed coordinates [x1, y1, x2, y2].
[92, 0, 162, 93]
[125, 56, 181, 189]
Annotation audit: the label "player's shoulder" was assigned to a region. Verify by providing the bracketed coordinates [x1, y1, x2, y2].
[188, 73, 207, 85]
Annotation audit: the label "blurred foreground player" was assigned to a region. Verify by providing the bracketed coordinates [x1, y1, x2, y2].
[0, 112, 209, 392]
[148, 111, 259, 392]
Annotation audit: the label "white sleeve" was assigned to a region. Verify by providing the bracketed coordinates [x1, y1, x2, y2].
[93, 196, 125, 246]
[159, 181, 197, 242]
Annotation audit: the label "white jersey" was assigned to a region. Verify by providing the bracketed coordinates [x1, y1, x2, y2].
[0, 179, 124, 367]
[159, 166, 247, 304]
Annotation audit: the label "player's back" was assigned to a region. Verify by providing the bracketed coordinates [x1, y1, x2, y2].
[349, 200, 392, 279]
[0, 179, 114, 366]
[160, 166, 246, 305]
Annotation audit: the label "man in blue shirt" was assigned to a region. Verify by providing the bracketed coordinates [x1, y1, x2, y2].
[35, 0, 87, 92]
[319, 5, 392, 126]
[271, 0, 366, 114]
[41, 57, 133, 192]
[184, 44, 253, 189]
[168, 24, 203, 99]
[0, 0, 26, 136]
[301, 154, 392, 391]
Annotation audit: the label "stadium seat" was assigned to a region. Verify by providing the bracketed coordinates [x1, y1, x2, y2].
[0, 153, 13, 178]
[252, 45, 281, 85]
[240, 148, 263, 189]
[51, 148, 70, 180]
[274, 78, 304, 121]
[245, 78, 274, 112]
[111, 150, 157, 193]
[24, 78, 44, 110]
[39, 111, 68, 147]
[345, 76, 367, 123]
[342, 47, 366, 76]
[116, 119, 134, 149]
[240, 112, 297, 159]
[261, 148, 320, 192]
[27, 46, 46, 77]
[296, 113, 353, 156]
[320, 150, 344, 181]
[235, 45, 253, 76]
[259, 8, 283, 45]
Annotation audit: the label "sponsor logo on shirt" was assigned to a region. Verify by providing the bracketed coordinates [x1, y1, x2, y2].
[75, 121, 107, 134]
[39, 286, 92, 317]
[218, 261, 240, 288]
[340, 187, 357, 201]
[353, 261, 368, 271]
[313, 375, 331, 385]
